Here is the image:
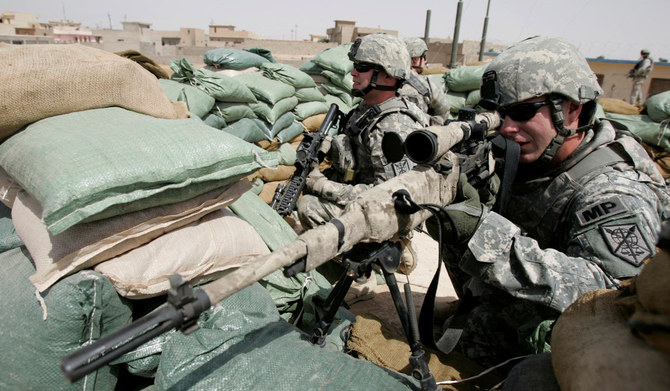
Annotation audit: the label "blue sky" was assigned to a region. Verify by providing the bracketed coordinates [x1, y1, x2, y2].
[4, 0, 668, 61]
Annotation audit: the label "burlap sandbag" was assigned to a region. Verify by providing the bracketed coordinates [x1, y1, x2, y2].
[0, 43, 188, 140]
[551, 289, 670, 391]
[599, 97, 641, 115]
[347, 315, 502, 391]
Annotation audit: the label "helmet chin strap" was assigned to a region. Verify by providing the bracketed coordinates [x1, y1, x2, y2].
[538, 95, 590, 165]
[352, 69, 398, 97]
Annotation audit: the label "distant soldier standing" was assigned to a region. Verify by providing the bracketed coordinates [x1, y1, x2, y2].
[298, 33, 428, 278]
[628, 49, 654, 106]
[398, 37, 450, 125]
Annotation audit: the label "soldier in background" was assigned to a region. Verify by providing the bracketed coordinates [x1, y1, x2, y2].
[398, 37, 450, 125]
[628, 49, 654, 106]
[298, 34, 428, 284]
[428, 36, 670, 369]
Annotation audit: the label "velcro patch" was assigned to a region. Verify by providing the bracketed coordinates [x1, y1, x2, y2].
[600, 223, 651, 266]
[576, 196, 626, 226]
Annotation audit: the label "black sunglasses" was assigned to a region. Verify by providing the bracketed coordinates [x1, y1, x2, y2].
[498, 100, 551, 122]
[353, 62, 376, 73]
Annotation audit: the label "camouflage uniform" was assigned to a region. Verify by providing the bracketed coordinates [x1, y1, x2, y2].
[399, 37, 450, 125]
[439, 36, 670, 367]
[629, 50, 653, 106]
[298, 34, 429, 229]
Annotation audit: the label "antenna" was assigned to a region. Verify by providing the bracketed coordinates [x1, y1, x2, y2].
[108, 13, 112, 29]
[62, 2, 67, 21]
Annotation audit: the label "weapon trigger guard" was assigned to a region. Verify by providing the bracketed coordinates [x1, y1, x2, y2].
[393, 189, 422, 215]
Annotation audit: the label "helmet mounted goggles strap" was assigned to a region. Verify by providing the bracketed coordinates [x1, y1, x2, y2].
[539, 94, 589, 165]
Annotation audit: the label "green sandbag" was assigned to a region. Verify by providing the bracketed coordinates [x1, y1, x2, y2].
[294, 101, 329, 121]
[605, 112, 670, 153]
[645, 90, 670, 122]
[203, 48, 270, 70]
[249, 96, 299, 124]
[211, 102, 258, 123]
[153, 282, 418, 391]
[276, 121, 306, 143]
[312, 43, 354, 75]
[221, 118, 273, 143]
[270, 112, 297, 138]
[322, 70, 353, 93]
[260, 62, 316, 88]
[170, 58, 257, 103]
[299, 60, 327, 75]
[246, 48, 277, 63]
[0, 247, 132, 391]
[0, 107, 281, 234]
[202, 112, 228, 129]
[321, 82, 357, 107]
[445, 64, 488, 92]
[228, 190, 297, 250]
[446, 90, 468, 113]
[158, 79, 216, 118]
[295, 86, 326, 103]
[324, 94, 352, 114]
[0, 203, 22, 252]
[426, 73, 447, 93]
[235, 72, 297, 105]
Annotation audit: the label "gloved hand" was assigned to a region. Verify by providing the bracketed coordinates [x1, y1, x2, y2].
[426, 173, 499, 246]
[305, 166, 327, 193]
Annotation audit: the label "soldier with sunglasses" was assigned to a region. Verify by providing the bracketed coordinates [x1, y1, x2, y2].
[297, 34, 429, 283]
[426, 36, 670, 370]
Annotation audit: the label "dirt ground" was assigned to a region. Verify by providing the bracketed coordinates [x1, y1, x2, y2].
[348, 230, 459, 337]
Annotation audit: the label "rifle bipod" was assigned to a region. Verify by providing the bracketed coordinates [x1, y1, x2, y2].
[304, 240, 439, 391]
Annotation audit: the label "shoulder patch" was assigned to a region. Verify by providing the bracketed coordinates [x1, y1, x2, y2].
[575, 196, 627, 226]
[599, 223, 651, 266]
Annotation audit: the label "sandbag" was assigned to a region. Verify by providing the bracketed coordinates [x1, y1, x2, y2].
[211, 101, 258, 123]
[249, 96, 299, 124]
[153, 282, 416, 391]
[294, 101, 330, 121]
[222, 118, 273, 143]
[235, 72, 297, 105]
[311, 43, 354, 75]
[159, 78, 216, 118]
[260, 62, 316, 88]
[246, 47, 277, 63]
[605, 112, 670, 153]
[599, 97, 641, 115]
[645, 90, 670, 122]
[0, 247, 132, 391]
[94, 208, 270, 298]
[115, 49, 171, 79]
[551, 289, 670, 391]
[276, 121, 306, 143]
[299, 59, 327, 75]
[14, 180, 250, 292]
[270, 111, 297, 138]
[322, 70, 353, 93]
[0, 107, 281, 234]
[445, 64, 487, 92]
[446, 90, 468, 113]
[302, 113, 327, 132]
[0, 202, 21, 252]
[203, 48, 270, 70]
[295, 86, 326, 103]
[0, 43, 188, 140]
[170, 58, 258, 103]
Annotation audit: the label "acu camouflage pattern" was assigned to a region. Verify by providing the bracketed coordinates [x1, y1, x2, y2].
[485, 36, 602, 107]
[399, 72, 450, 125]
[298, 97, 429, 229]
[348, 33, 411, 81]
[403, 37, 428, 58]
[447, 120, 670, 365]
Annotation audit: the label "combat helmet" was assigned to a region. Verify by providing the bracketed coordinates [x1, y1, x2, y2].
[348, 33, 411, 96]
[403, 37, 428, 58]
[486, 35, 603, 164]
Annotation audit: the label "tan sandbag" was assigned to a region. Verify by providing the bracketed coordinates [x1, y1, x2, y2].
[258, 181, 282, 204]
[0, 43, 188, 140]
[16, 180, 250, 292]
[256, 133, 304, 151]
[599, 97, 641, 115]
[421, 66, 449, 75]
[551, 289, 670, 391]
[94, 208, 270, 299]
[642, 142, 670, 179]
[302, 113, 327, 132]
[346, 315, 501, 391]
[248, 165, 296, 182]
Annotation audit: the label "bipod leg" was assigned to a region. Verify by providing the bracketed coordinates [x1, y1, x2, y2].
[309, 263, 358, 346]
[380, 265, 439, 391]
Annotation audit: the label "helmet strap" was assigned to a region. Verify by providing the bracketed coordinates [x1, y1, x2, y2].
[352, 69, 397, 97]
[539, 95, 591, 165]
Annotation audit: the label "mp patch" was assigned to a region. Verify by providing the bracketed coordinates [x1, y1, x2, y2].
[576, 196, 626, 226]
[600, 223, 651, 266]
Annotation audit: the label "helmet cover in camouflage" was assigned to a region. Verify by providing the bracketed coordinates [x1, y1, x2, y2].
[403, 37, 428, 58]
[486, 36, 602, 107]
[349, 33, 411, 81]
[641, 49, 650, 55]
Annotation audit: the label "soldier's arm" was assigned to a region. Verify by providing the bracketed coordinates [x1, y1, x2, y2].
[426, 76, 450, 124]
[458, 178, 662, 312]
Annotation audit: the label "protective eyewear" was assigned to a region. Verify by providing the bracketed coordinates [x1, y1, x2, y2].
[498, 100, 551, 122]
[353, 62, 376, 73]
